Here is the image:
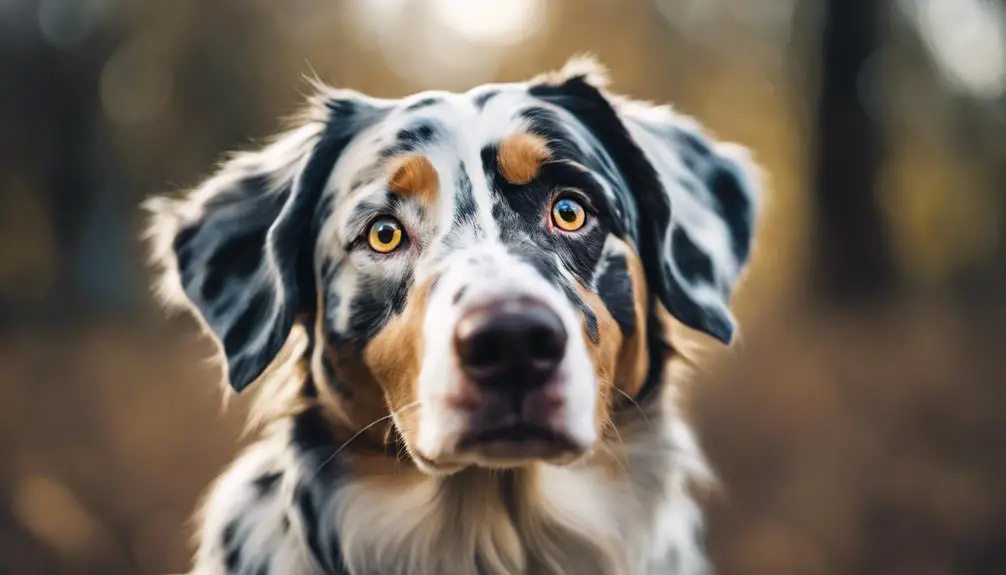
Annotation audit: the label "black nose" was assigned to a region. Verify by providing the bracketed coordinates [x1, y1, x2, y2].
[454, 298, 567, 390]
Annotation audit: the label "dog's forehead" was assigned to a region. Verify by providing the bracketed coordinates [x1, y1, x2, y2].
[330, 85, 532, 186]
[322, 83, 624, 225]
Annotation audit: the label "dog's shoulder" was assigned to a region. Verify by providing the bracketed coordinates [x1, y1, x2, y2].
[191, 432, 331, 575]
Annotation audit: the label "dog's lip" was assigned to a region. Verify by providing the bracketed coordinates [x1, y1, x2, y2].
[456, 419, 577, 452]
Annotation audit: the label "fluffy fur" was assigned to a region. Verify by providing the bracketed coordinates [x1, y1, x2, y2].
[146, 57, 761, 575]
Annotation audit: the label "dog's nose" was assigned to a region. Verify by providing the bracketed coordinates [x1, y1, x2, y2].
[454, 298, 567, 390]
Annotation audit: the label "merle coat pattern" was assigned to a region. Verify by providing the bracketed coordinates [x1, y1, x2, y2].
[146, 58, 761, 575]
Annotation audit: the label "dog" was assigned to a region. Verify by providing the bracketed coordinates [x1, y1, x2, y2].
[145, 57, 761, 575]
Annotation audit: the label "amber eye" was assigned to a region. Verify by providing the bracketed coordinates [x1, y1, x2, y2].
[551, 197, 587, 232]
[367, 217, 405, 253]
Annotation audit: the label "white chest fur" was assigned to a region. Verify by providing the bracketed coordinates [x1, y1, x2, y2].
[194, 408, 711, 575]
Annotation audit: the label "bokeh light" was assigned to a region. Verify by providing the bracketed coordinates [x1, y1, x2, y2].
[429, 0, 546, 45]
[902, 0, 1006, 99]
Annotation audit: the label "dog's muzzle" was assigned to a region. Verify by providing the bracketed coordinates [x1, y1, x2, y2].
[452, 296, 578, 460]
[412, 248, 598, 469]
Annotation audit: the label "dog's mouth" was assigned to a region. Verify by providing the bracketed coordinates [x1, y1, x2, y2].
[456, 418, 579, 463]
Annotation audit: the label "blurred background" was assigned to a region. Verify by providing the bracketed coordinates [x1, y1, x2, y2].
[0, 0, 1004, 573]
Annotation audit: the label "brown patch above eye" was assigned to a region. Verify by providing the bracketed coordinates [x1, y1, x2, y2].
[497, 132, 552, 185]
[388, 154, 439, 203]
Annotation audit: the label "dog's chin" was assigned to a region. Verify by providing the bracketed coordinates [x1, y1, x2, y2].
[409, 426, 592, 473]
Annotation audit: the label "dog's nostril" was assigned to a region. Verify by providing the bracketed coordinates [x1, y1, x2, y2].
[459, 328, 508, 373]
[526, 324, 566, 369]
[454, 300, 567, 388]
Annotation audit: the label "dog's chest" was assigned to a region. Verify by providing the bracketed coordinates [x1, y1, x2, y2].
[324, 423, 708, 575]
[199, 414, 710, 575]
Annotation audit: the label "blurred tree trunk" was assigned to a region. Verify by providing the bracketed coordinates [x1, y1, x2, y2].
[810, 0, 898, 305]
[946, 98, 1006, 306]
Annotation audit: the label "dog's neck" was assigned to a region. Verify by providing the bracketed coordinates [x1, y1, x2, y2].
[280, 391, 711, 575]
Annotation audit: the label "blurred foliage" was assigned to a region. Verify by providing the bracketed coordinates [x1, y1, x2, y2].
[0, 0, 1003, 573]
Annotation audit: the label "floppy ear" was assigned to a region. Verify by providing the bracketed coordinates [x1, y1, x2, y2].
[530, 61, 761, 344]
[145, 92, 384, 391]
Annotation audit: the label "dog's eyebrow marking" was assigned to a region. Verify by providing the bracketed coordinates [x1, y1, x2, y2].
[387, 154, 439, 203]
[496, 132, 552, 185]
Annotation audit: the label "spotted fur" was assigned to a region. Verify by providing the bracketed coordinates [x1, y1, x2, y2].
[146, 57, 761, 575]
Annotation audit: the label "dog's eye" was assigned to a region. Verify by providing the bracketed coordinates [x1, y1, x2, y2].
[367, 217, 405, 253]
[551, 197, 587, 232]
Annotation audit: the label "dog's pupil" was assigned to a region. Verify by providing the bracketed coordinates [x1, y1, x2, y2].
[377, 224, 396, 243]
[558, 204, 576, 222]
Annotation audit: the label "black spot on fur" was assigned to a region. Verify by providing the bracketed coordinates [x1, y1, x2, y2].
[479, 144, 508, 193]
[295, 485, 323, 567]
[708, 165, 754, 262]
[595, 254, 636, 335]
[296, 481, 349, 574]
[221, 519, 242, 572]
[225, 546, 241, 572]
[453, 162, 478, 225]
[473, 90, 498, 109]
[671, 228, 715, 285]
[382, 122, 438, 157]
[520, 106, 579, 158]
[518, 248, 599, 343]
[406, 96, 441, 110]
[291, 406, 335, 459]
[222, 520, 238, 548]
[399, 124, 436, 146]
[345, 291, 387, 343]
[290, 409, 349, 572]
[674, 129, 753, 263]
[342, 273, 411, 346]
[252, 472, 282, 497]
[694, 525, 708, 553]
[389, 276, 410, 317]
[675, 130, 712, 172]
[221, 289, 271, 356]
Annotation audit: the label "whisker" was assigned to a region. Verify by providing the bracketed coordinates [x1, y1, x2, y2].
[310, 401, 421, 479]
[605, 416, 627, 450]
[606, 384, 652, 430]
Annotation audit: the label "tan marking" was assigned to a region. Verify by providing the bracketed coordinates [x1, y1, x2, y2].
[613, 243, 650, 399]
[362, 277, 435, 457]
[574, 240, 652, 441]
[497, 132, 552, 185]
[574, 283, 622, 435]
[388, 155, 439, 203]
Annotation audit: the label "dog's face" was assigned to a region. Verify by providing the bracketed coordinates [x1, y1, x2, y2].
[148, 60, 759, 472]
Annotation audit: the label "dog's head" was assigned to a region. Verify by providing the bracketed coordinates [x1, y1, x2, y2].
[148, 59, 760, 472]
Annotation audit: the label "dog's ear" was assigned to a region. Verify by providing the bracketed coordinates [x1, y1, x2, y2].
[530, 59, 761, 344]
[145, 91, 386, 391]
